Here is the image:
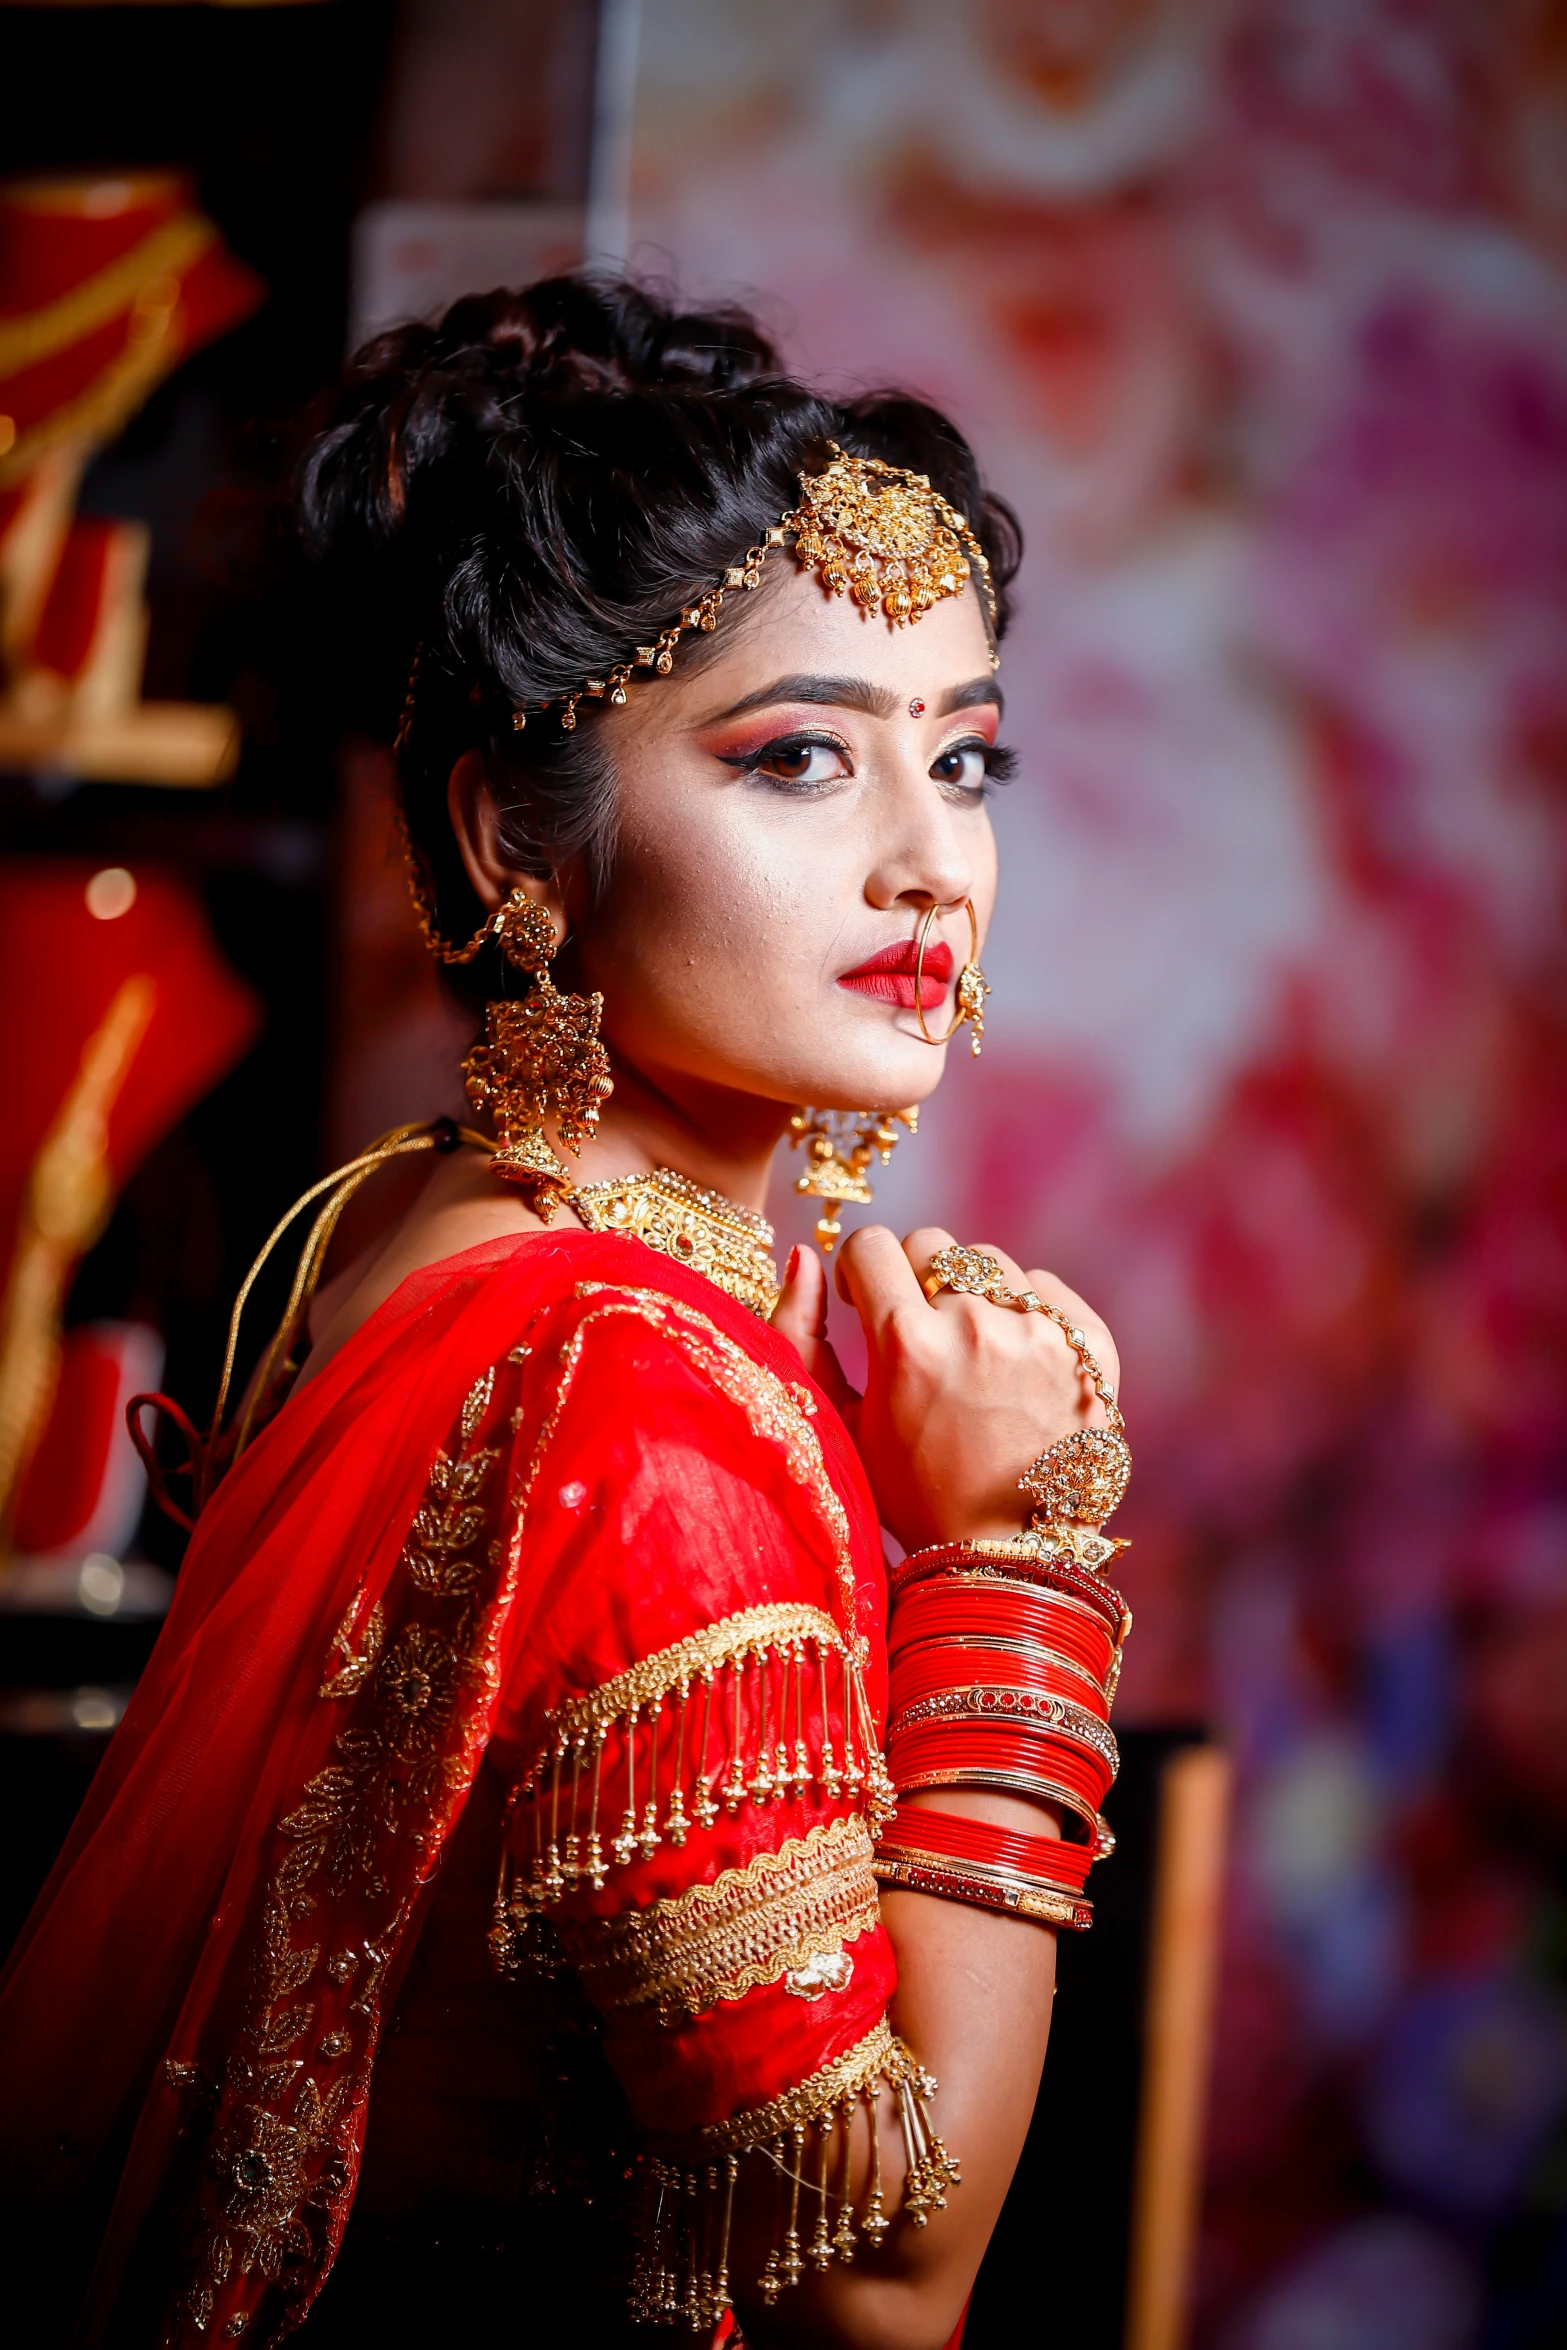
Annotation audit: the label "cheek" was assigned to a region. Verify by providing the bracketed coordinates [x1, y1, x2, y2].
[589, 789, 842, 1016]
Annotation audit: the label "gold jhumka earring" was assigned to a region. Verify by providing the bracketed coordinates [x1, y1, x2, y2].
[401, 851, 614, 1219]
[788, 1107, 919, 1253]
[914, 898, 990, 1058]
[457, 891, 615, 1216]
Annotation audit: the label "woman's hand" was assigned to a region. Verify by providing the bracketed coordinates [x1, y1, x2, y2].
[772, 1226, 1119, 1555]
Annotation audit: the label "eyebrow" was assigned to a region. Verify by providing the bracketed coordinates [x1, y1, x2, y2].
[702, 670, 1004, 725]
[939, 675, 1006, 719]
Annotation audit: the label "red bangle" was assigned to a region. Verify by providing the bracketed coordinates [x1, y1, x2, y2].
[889, 1727, 1115, 1822]
[890, 1598, 1114, 1685]
[883, 1800, 1094, 1885]
[889, 1580, 1116, 1674]
[888, 1544, 1130, 1640]
[892, 1735, 1114, 1809]
[890, 1648, 1109, 1714]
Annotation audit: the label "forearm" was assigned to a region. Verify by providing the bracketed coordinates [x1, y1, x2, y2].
[731, 1795, 1061, 2350]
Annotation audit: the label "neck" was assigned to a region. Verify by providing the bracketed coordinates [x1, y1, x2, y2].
[563, 1056, 791, 1215]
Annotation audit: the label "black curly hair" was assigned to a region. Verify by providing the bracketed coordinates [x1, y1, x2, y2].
[299, 275, 1022, 1007]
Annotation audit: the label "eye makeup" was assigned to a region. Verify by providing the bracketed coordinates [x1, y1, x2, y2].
[713, 729, 855, 790]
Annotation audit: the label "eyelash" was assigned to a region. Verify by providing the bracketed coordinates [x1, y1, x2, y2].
[722, 730, 1016, 796]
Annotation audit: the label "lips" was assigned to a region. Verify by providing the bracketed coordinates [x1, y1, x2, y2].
[838, 937, 954, 1010]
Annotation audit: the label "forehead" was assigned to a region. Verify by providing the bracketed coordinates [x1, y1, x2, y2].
[652, 563, 998, 729]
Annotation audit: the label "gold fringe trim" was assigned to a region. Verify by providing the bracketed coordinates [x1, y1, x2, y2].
[556, 1814, 880, 2025]
[491, 1608, 895, 1967]
[542, 1603, 843, 1744]
[632, 2020, 960, 2324]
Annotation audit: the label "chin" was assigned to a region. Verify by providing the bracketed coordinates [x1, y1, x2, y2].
[780, 1036, 949, 1113]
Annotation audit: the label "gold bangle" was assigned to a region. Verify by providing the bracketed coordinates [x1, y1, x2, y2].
[886, 1687, 1119, 1778]
[873, 1847, 1093, 1931]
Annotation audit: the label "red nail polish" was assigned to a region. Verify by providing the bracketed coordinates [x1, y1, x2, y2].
[785, 1245, 802, 1283]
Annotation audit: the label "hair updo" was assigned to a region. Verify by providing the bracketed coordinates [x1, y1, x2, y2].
[299, 275, 1022, 1007]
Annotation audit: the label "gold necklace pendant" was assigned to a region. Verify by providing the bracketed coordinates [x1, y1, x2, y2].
[571, 1166, 780, 1318]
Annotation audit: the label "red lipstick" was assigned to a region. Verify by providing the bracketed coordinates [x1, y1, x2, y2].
[838, 937, 954, 1010]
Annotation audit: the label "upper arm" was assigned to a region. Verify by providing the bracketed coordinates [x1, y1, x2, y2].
[482, 1285, 952, 2321]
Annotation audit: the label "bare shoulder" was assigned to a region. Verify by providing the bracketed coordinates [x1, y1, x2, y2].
[295, 1146, 571, 1392]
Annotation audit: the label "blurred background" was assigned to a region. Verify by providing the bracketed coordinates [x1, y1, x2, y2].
[2, 4, 1565, 2346]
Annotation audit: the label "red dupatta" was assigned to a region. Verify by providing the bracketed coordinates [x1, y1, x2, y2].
[0, 1227, 900, 2343]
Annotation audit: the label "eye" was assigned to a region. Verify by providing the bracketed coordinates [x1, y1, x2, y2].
[724, 732, 854, 790]
[931, 736, 1015, 797]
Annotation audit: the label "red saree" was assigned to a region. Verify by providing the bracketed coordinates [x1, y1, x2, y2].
[0, 1229, 948, 2344]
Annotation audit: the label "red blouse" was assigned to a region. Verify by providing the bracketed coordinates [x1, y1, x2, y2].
[0, 1230, 949, 2345]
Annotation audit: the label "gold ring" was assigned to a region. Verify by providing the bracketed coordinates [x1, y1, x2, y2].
[922, 1244, 1011, 1303]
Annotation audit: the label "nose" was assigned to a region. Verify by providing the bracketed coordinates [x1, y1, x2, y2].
[864, 791, 976, 919]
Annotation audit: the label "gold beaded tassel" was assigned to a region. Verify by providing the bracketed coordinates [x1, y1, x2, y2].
[628, 2033, 955, 2326]
[896, 2064, 961, 2224]
[495, 1624, 892, 1943]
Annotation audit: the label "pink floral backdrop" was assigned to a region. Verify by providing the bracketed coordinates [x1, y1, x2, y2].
[627, 3, 1567, 2341]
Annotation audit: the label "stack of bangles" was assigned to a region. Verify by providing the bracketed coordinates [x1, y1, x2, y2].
[873, 1245, 1134, 1935]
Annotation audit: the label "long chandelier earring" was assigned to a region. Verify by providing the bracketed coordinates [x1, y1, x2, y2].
[458, 887, 615, 1220]
[788, 1106, 919, 1253]
[914, 897, 990, 1057]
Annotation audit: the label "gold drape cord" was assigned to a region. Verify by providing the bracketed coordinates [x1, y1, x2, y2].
[207, 1121, 494, 1494]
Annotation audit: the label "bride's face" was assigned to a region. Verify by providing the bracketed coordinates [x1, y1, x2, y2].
[564, 569, 1003, 1119]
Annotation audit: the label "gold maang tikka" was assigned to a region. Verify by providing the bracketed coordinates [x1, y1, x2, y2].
[405, 868, 614, 1218]
[789, 1106, 919, 1252]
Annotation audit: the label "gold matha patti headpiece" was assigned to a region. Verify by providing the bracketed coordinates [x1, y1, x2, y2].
[507, 443, 997, 735]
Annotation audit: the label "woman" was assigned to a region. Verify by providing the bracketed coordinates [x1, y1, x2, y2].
[0, 278, 1129, 2350]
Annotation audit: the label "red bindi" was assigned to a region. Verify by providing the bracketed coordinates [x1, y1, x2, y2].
[909, 697, 926, 717]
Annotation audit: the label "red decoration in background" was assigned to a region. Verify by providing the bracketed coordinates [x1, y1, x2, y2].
[0, 171, 262, 487]
[0, 864, 259, 1538]
[11, 1320, 163, 1558]
[0, 864, 258, 1252]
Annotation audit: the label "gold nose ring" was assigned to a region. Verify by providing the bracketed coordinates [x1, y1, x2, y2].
[913, 898, 989, 1055]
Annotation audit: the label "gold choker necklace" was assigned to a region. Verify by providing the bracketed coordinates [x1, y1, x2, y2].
[571, 1166, 780, 1319]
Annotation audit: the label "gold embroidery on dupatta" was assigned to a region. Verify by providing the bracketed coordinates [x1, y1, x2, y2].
[575, 1283, 861, 1640]
[317, 1594, 385, 1699]
[165, 1369, 512, 2343]
[402, 1369, 502, 1598]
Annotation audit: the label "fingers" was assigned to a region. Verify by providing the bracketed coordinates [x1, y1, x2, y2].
[1022, 1266, 1121, 1390]
[834, 1224, 932, 1331]
[772, 1244, 862, 1422]
[772, 1243, 829, 1349]
[910, 1237, 1123, 1423]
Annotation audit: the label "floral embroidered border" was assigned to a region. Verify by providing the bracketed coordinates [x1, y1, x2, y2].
[163, 1365, 517, 2343]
